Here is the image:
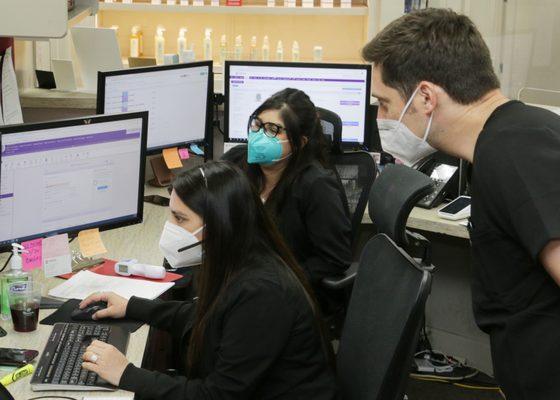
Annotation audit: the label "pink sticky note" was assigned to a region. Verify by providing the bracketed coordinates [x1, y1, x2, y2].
[22, 238, 43, 271]
[179, 148, 190, 160]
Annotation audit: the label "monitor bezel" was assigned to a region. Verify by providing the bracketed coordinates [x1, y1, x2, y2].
[0, 111, 149, 252]
[96, 61, 213, 155]
[224, 60, 372, 149]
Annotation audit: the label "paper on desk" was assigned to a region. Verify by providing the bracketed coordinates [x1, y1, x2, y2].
[22, 238, 43, 271]
[49, 270, 174, 300]
[1, 48, 23, 125]
[162, 147, 183, 169]
[78, 228, 108, 257]
[43, 234, 72, 278]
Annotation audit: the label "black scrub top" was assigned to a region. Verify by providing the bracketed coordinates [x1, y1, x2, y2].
[470, 100, 560, 399]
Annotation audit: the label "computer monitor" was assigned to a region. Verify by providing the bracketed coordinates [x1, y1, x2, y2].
[0, 112, 148, 251]
[225, 61, 372, 147]
[97, 62, 213, 154]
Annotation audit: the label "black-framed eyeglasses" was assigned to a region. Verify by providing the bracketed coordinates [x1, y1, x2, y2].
[248, 116, 286, 138]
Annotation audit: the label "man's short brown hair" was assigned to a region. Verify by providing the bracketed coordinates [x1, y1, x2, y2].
[362, 8, 500, 104]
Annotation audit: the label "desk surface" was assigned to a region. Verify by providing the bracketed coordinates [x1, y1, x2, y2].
[363, 206, 470, 240]
[0, 186, 170, 398]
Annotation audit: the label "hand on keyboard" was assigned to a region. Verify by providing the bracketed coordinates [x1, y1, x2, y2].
[82, 340, 130, 386]
[80, 292, 129, 320]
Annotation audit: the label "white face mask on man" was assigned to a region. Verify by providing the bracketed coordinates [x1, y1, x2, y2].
[378, 86, 437, 167]
[159, 221, 204, 268]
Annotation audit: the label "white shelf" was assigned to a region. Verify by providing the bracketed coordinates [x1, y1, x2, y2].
[69, 0, 99, 28]
[99, 1, 367, 16]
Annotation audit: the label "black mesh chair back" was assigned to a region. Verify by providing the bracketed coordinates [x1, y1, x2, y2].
[332, 151, 377, 245]
[317, 106, 343, 154]
[337, 233, 432, 400]
[368, 164, 433, 247]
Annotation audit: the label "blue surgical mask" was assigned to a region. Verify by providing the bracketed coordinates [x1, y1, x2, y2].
[247, 129, 290, 165]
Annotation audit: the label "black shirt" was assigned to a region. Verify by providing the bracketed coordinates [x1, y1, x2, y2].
[221, 148, 352, 285]
[470, 100, 560, 398]
[119, 254, 339, 400]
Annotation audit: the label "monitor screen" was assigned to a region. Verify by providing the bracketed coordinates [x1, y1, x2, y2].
[0, 113, 148, 250]
[97, 62, 212, 153]
[225, 62, 371, 145]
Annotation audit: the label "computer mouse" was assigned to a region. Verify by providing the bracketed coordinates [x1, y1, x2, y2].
[70, 301, 108, 321]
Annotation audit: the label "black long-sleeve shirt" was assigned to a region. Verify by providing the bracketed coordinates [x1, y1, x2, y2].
[119, 256, 339, 400]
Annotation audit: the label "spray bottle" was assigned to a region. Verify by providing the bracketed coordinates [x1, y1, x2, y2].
[276, 40, 283, 61]
[130, 26, 140, 58]
[234, 35, 243, 61]
[291, 41, 300, 62]
[219, 34, 228, 65]
[177, 27, 188, 61]
[250, 36, 258, 61]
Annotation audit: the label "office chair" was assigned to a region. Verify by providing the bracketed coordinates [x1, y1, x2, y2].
[317, 107, 343, 155]
[322, 163, 434, 290]
[368, 164, 434, 265]
[337, 233, 432, 400]
[0, 382, 14, 400]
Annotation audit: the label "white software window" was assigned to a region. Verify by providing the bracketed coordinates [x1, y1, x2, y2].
[103, 66, 209, 151]
[228, 65, 369, 143]
[0, 118, 144, 245]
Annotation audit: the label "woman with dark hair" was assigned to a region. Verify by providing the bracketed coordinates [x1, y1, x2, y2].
[223, 88, 352, 307]
[78, 162, 339, 400]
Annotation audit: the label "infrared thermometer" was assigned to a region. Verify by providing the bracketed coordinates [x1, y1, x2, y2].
[115, 259, 166, 280]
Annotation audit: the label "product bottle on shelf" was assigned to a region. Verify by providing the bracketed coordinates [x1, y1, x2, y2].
[313, 45, 323, 62]
[177, 27, 188, 61]
[262, 35, 270, 61]
[291, 41, 300, 62]
[276, 40, 284, 61]
[203, 28, 213, 60]
[234, 35, 243, 61]
[155, 26, 166, 65]
[220, 34, 228, 65]
[250, 36, 258, 61]
[130, 26, 140, 58]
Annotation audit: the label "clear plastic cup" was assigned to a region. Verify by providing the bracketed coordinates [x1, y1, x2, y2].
[8, 281, 42, 332]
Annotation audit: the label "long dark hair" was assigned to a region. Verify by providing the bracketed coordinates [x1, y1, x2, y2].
[172, 161, 334, 377]
[247, 88, 331, 215]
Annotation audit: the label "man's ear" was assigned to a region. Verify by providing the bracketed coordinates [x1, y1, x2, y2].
[418, 81, 438, 116]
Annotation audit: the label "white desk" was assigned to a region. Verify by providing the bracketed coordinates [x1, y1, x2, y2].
[0, 185, 171, 398]
[362, 206, 469, 240]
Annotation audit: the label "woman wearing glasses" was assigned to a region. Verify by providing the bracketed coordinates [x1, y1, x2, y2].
[224, 88, 352, 310]
[79, 162, 339, 399]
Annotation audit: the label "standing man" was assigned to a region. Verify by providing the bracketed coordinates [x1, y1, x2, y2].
[362, 8, 560, 399]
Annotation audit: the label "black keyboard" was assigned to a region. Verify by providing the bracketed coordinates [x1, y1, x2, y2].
[31, 323, 129, 391]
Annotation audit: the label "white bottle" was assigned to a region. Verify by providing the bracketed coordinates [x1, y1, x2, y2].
[130, 26, 140, 58]
[155, 26, 166, 65]
[177, 27, 188, 61]
[276, 40, 283, 61]
[313, 45, 323, 62]
[234, 35, 243, 61]
[250, 36, 258, 61]
[219, 34, 228, 66]
[262, 35, 270, 61]
[291, 41, 300, 62]
[203, 28, 213, 60]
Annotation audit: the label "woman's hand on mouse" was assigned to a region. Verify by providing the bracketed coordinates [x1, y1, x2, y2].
[80, 292, 128, 320]
[82, 340, 130, 386]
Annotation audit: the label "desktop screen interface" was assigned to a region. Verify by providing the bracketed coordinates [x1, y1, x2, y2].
[102, 65, 209, 151]
[228, 64, 369, 143]
[0, 118, 144, 246]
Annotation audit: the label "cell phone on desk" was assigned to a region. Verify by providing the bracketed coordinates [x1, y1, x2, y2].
[0, 348, 39, 367]
[437, 196, 471, 220]
[144, 195, 170, 207]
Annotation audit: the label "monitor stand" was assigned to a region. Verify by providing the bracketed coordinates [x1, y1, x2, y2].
[149, 155, 176, 187]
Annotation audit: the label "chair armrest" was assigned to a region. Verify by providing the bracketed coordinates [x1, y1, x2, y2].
[321, 261, 359, 290]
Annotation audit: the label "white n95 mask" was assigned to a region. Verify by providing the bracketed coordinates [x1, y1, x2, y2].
[159, 221, 204, 268]
[378, 86, 437, 167]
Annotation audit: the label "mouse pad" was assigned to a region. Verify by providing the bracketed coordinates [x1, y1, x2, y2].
[40, 299, 144, 333]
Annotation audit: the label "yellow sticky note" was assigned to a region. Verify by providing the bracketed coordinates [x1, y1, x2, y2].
[78, 228, 108, 258]
[162, 147, 183, 169]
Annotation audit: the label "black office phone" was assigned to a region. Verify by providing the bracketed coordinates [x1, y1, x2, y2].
[416, 160, 459, 209]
